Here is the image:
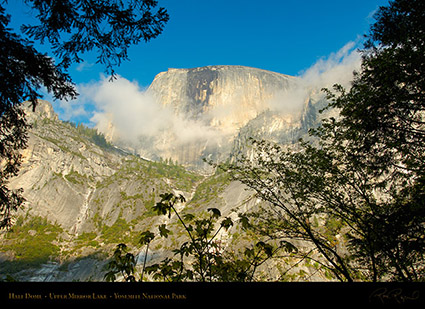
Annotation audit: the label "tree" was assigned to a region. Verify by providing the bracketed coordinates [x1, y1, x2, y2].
[223, 0, 425, 282]
[327, 0, 425, 178]
[0, 0, 169, 229]
[0, 107, 29, 229]
[319, 0, 425, 281]
[20, 0, 169, 77]
[222, 140, 359, 282]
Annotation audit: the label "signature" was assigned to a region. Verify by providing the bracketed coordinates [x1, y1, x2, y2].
[369, 287, 420, 304]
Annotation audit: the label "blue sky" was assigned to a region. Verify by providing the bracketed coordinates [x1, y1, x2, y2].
[5, 0, 389, 124]
[129, 0, 389, 84]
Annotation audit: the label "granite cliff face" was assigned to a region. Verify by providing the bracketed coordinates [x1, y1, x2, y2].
[105, 65, 324, 170]
[149, 65, 295, 131]
[9, 100, 121, 233]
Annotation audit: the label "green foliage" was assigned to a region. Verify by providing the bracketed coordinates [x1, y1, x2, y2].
[101, 214, 133, 244]
[0, 108, 29, 229]
[104, 244, 137, 282]
[39, 134, 86, 160]
[149, 161, 202, 192]
[75, 232, 99, 249]
[105, 192, 283, 282]
[152, 192, 186, 218]
[322, 0, 425, 179]
[139, 231, 155, 246]
[22, 0, 169, 77]
[99, 156, 201, 193]
[0, 216, 63, 273]
[64, 121, 115, 151]
[64, 169, 88, 185]
[158, 224, 172, 238]
[320, 0, 425, 282]
[189, 170, 230, 208]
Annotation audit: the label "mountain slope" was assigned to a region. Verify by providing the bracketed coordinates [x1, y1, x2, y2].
[2, 100, 270, 281]
[2, 100, 208, 280]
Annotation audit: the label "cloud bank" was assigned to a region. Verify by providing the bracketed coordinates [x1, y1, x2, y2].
[87, 77, 171, 143]
[80, 76, 222, 149]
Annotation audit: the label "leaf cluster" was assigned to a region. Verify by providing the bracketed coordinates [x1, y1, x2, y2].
[0, 107, 29, 229]
[104, 243, 137, 282]
[105, 192, 283, 282]
[21, 0, 169, 77]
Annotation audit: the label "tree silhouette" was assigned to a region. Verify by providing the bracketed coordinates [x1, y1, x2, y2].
[224, 0, 425, 281]
[0, 0, 169, 229]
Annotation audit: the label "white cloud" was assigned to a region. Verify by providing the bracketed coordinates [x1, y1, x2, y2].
[269, 41, 362, 115]
[76, 61, 95, 72]
[300, 41, 361, 89]
[81, 75, 223, 147]
[84, 76, 170, 142]
[49, 97, 88, 122]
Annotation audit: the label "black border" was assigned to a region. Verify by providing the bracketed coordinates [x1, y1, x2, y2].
[1, 282, 424, 306]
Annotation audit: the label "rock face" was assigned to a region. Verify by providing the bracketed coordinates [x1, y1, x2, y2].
[149, 65, 295, 132]
[9, 100, 121, 232]
[8, 100, 203, 234]
[106, 65, 326, 170]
